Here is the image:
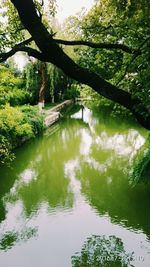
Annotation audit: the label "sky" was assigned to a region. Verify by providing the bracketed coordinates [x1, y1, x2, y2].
[56, 0, 94, 22]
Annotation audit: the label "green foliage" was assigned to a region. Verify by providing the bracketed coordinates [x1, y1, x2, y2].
[0, 0, 25, 51]
[0, 64, 29, 106]
[0, 85, 28, 106]
[76, 47, 123, 80]
[64, 84, 80, 100]
[0, 135, 14, 164]
[22, 62, 40, 104]
[22, 61, 74, 104]
[21, 105, 44, 135]
[79, 85, 100, 100]
[130, 136, 150, 184]
[63, 0, 150, 115]
[47, 63, 74, 102]
[0, 104, 44, 164]
[0, 104, 33, 143]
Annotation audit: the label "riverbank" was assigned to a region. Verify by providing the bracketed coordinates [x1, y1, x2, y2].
[0, 100, 73, 164]
[44, 100, 73, 127]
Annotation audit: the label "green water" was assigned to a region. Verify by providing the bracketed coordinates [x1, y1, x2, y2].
[0, 105, 150, 267]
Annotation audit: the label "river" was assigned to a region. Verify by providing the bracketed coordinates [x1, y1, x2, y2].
[0, 104, 150, 267]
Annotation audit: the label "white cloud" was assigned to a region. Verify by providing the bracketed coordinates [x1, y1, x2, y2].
[56, 0, 94, 22]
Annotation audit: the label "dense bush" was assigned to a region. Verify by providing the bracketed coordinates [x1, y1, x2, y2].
[0, 65, 29, 107]
[0, 104, 44, 164]
[0, 85, 29, 106]
[20, 105, 44, 135]
[0, 135, 14, 164]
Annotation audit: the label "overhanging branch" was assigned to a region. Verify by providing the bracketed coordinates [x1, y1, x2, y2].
[0, 37, 45, 62]
[0, 47, 44, 62]
[0, 37, 33, 54]
[54, 38, 141, 55]
[19, 47, 45, 60]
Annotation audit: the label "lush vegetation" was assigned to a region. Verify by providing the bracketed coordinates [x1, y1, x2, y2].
[22, 61, 78, 104]
[0, 104, 44, 164]
[130, 137, 150, 184]
[0, 64, 28, 106]
[0, 58, 79, 164]
[0, 60, 78, 164]
[63, 0, 150, 115]
[62, 0, 150, 183]
[0, 0, 150, 180]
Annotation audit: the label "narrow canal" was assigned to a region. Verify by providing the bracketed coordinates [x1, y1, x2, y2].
[0, 105, 150, 267]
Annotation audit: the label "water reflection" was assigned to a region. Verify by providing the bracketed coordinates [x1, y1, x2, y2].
[0, 227, 37, 251]
[0, 104, 150, 266]
[0, 118, 90, 251]
[1, 121, 86, 218]
[76, 156, 150, 238]
[72, 235, 134, 267]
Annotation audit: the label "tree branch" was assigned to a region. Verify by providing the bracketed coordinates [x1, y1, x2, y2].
[54, 38, 141, 55]
[40, 0, 44, 6]
[81, 24, 112, 33]
[0, 47, 44, 62]
[0, 36, 33, 51]
[19, 47, 45, 60]
[16, 37, 33, 46]
[0, 37, 45, 62]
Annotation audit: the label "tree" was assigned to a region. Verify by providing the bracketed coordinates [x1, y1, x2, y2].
[38, 61, 47, 108]
[22, 60, 40, 104]
[0, 0, 150, 129]
[69, 0, 150, 107]
[47, 64, 73, 102]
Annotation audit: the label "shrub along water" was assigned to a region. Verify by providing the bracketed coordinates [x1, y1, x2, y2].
[0, 104, 44, 164]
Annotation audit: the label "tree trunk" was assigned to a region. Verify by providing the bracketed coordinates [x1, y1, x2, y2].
[10, 0, 150, 130]
[38, 62, 46, 110]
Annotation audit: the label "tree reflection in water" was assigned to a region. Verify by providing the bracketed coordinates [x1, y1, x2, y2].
[72, 235, 134, 267]
[0, 227, 37, 251]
